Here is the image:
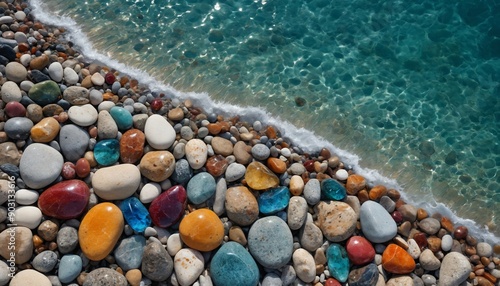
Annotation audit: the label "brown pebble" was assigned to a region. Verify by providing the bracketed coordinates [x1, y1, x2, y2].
[55, 111, 69, 123]
[465, 244, 477, 256]
[42, 104, 64, 117]
[267, 157, 287, 174]
[416, 208, 428, 221]
[265, 126, 277, 139]
[470, 255, 481, 264]
[84, 151, 97, 167]
[427, 236, 441, 252]
[228, 226, 247, 246]
[397, 221, 412, 237]
[368, 185, 387, 201]
[48, 242, 57, 251]
[466, 234, 477, 246]
[77, 273, 87, 285]
[327, 156, 340, 168]
[32, 235, 44, 248]
[319, 148, 331, 159]
[315, 264, 324, 275]
[168, 107, 184, 121]
[440, 216, 454, 233]
[37, 220, 59, 241]
[454, 226, 469, 239]
[346, 174, 366, 195]
[483, 272, 497, 284]
[357, 189, 369, 204]
[476, 268, 486, 276]
[387, 189, 401, 200]
[207, 123, 222, 135]
[481, 257, 491, 266]
[125, 269, 142, 286]
[477, 276, 494, 286]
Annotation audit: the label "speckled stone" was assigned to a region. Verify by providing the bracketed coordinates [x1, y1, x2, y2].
[9, 269, 51, 286]
[225, 186, 259, 226]
[315, 201, 357, 242]
[83, 268, 127, 286]
[32, 250, 58, 273]
[114, 235, 146, 271]
[247, 216, 293, 269]
[210, 241, 259, 286]
[438, 252, 472, 286]
[139, 151, 175, 182]
[141, 240, 174, 282]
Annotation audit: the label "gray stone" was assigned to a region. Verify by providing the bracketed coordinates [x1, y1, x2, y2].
[225, 162, 246, 182]
[4, 117, 33, 140]
[360, 201, 397, 243]
[63, 86, 89, 105]
[97, 110, 118, 139]
[59, 124, 89, 162]
[5, 62, 27, 83]
[262, 273, 282, 286]
[288, 163, 306, 175]
[32, 250, 58, 273]
[19, 143, 63, 189]
[438, 252, 472, 286]
[141, 239, 173, 281]
[419, 249, 441, 271]
[83, 268, 127, 286]
[114, 235, 146, 271]
[57, 226, 78, 254]
[299, 214, 323, 252]
[251, 143, 270, 160]
[287, 196, 308, 230]
[379, 196, 396, 213]
[476, 242, 493, 257]
[213, 178, 227, 216]
[303, 178, 321, 205]
[1, 81, 22, 102]
[418, 218, 441, 235]
[0, 260, 11, 286]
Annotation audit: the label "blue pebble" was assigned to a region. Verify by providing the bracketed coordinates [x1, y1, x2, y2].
[58, 254, 82, 284]
[93, 139, 120, 166]
[327, 243, 349, 282]
[120, 197, 151, 233]
[210, 242, 259, 286]
[187, 172, 216, 204]
[348, 263, 379, 286]
[258, 186, 290, 214]
[109, 106, 133, 131]
[321, 178, 346, 200]
[114, 235, 146, 271]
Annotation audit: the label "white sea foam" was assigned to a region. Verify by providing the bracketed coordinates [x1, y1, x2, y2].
[30, 0, 500, 244]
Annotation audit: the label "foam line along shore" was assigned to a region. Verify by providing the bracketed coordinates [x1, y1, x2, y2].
[0, 0, 499, 286]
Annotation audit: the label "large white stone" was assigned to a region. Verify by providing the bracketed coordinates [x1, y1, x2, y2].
[438, 252, 472, 286]
[292, 248, 316, 283]
[185, 139, 207, 169]
[144, 114, 176, 150]
[63, 67, 79, 85]
[48, 62, 63, 82]
[20, 143, 63, 189]
[92, 164, 141, 200]
[174, 248, 204, 286]
[359, 200, 397, 243]
[13, 206, 42, 229]
[1, 81, 22, 102]
[68, 104, 98, 127]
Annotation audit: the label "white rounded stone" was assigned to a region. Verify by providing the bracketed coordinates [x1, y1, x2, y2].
[140, 183, 162, 204]
[289, 175, 304, 195]
[1, 81, 22, 103]
[0, 260, 10, 285]
[174, 248, 204, 286]
[91, 72, 105, 86]
[19, 54, 31, 67]
[292, 248, 316, 283]
[420, 249, 441, 271]
[144, 114, 176, 150]
[13, 206, 42, 229]
[287, 196, 308, 230]
[48, 62, 63, 82]
[438, 252, 472, 286]
[9, 269, 51, 286]
[92, 164, 141, 200]
[476, 242, 493, 257]
[441, 234, 453, 252]
[68, 104, 98, 127]
[335, 169, 349, 180]
[167, 233, 183, 256]
[63, 67, 79, 85]
[15, 189, 39, 205]
[185, 139, 208, 170]
[407, 238, 421, 260]
[386, 276, 413, 286]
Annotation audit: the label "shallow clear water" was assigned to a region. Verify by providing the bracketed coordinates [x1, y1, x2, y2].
[32, 0, 500, 239]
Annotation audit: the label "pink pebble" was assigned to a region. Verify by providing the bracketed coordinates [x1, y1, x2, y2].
[5, 101, 26, 118]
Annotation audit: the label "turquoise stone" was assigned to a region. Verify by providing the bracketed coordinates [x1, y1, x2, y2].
[321, 178, 346, 201]
[258, 186, 290, 214]
[327, 243, 350, 282]
[120, 197, 151, 233]
[58, 254, 82, 284]
[109, 106, 133, 131]
[28, 80, 61, 106]
[210, 242, 259, 286]
[93, 139, 120, 166]
[186, 172, 216, 204]
[114, 235, 146, 271]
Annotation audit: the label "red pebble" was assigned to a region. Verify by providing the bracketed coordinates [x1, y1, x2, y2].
[150, 98, 163, 111]
[75, 158, 91, 178]
[104, 72, 116, 85]
[325, 278, 342, 286]
[38, 179, 90, 219]
[5, 101, 26, 118]
[391, 210, 403, 224]
[454, 226, 468, 239]
[346, 236, 375, 265]
[303, 160, 315, 173]
[120, 129, 145, 164]
[149, 185, 187, 228]
[413, 232, 428, 250]
[61, 162, 76, 179]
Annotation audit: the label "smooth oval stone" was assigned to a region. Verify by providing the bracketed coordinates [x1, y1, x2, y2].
[360, 200, 397, 243]
[20, 143, 63, 189]
[245, 161, 279, 190]
[120, 196, 151, 233]
[144, 114, 176, 149]
[15, 189, 39, 205]
[139, 182, 162, 203]
[30, 117, 60, 143]
[58, 254, 82, 284]
[225, 186, 259, 226]
[174, 248, 205, 286]
[185, 138, 208, 169]
[438, 252, 472, 286]
[48, 62, 63, 82]
[258, 186, 290, 214]
[63, 86, 89, 105]
[75, 158, 91, 178]
[139, 151, 175, 182]
[79, 202, 124, 261]
[248, 216, 293, 269]
[149, 185, 187, 228]
[114, 235, 146, 271]
[5, 101, 26, 117]
[59, 124, 89, 162]
[0, 227, 33, 264]
[64, 67, 79, 85]
[68, 104, 98, 126]
[206, 154, 229, 177]
[94, 139, 120, 166]
[210, 241, 259, 286]
[92, 163, 141, 200]
[97, 110, 118, 139]
[28, 80, 60, 106]
[4, 117, 33, 140]
[120, 129, 145, 164]
[110, 106, 133, 131]
[32, 250, 57, 272]
[348, 263, 379, 286]
[187, 172, 216, 204]
[142, 240, 174, 281]
[315, 201, 357, 242]
[303, 178, 321, 205]
[327, 243, 350, 282]
[83, 268, 127, 286]
[293, 248, 316, 283]
[321, 178, 346, 200]
[38, 179, 90, 219]
[225, 162, 246, 182]
[9, 269, 51, 286]
[346, 236, 375, 266]
[179, 209, 224, 251]
[381, 244, 416, 274]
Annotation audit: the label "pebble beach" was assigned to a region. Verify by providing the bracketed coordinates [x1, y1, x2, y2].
[0, 0, 500, 285]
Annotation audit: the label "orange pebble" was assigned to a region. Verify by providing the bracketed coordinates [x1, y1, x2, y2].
[368, 185, 387, 201]
[179, 209, 224, 252]
[267, 157, 287, 174]
[382, 244, 416, 274]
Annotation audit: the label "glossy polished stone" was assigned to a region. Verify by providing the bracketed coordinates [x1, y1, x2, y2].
[28, 80, 60, 106]
[210, 241, 259, 286]
[75, 158, 91, 178]
[206, 155, 229, 177]
[327, 243, 349, 282]
[346, 236, 375, 266]
[382, 244, 416, 274]
[258, 186, 290, 214]
[179, 209, 224, 252]
[120, 129, 145, 164]
[110, 106, 133, 131]
[149, 185, 187, 228]
[93, 139, 120, 166]
[38, 179, 90, 219]
[30, 117, 60, 143]
[139, 151, 175, 182]
[79, 202, 124, 261]
[347, 263, 379, 286]
[245, 161, 279, 190]
[120, 197, 151, 233]
[187, 172, 216, 204]
[321, 178, 347, 201]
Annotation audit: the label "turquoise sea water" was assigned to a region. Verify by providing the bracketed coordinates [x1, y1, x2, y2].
[31, 0, 500, 241]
